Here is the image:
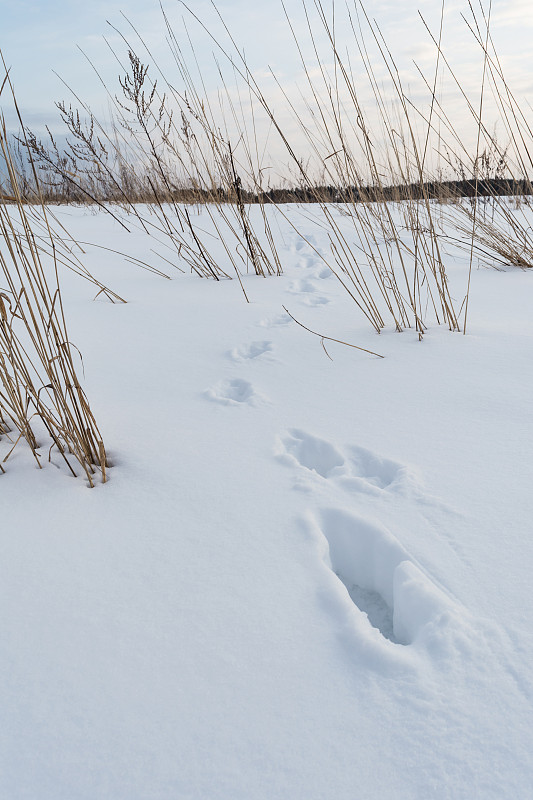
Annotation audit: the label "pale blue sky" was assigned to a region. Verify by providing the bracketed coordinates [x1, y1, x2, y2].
[2, 0, 533, 173]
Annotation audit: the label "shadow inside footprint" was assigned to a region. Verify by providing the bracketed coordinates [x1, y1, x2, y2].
[344, 583, 397, 642]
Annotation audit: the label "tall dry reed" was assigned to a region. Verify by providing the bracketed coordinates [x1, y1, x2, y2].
[0, 67, 107, 485]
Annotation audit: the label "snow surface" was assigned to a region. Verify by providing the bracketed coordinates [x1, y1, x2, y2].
[2, 203, 533, 799]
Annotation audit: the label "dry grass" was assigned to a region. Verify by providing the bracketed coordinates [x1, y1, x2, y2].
[10, 0, 533, 339]
[0, 67, 107, 485]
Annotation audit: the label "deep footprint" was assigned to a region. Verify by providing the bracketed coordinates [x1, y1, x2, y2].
[315, 507, 456, 646]
[320, 508, 405, 642]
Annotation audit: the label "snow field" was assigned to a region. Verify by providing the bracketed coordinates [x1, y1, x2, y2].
[2, 203, 533, 798]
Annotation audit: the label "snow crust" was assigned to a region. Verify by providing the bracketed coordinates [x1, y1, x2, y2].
[2, 203, 533, 798]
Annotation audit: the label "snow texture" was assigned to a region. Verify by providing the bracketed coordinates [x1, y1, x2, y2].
[2, 203, 533, 799]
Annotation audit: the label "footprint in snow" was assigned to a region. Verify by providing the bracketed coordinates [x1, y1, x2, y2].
[312, 507, 457, 646]
[279, 428, 468, 569]
[205, 378, 267, 406]
[293, 238, 305, 253]
[229, 340, 274, 363]
[288, 278, 329, 307]
[277, 428, 414, 495]
[288, 277, 318, 295]
[297, 253, 319, 270]
[313, 265, 334, 280]
[303, 294, 329, 307]
[258, 312, 292, 328]
[291, 233, 317, 252]
[278, 429, 344, 478]
[278, 430, 467, 650]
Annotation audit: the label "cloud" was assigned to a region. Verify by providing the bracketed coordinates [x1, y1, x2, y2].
[1, 0, 531, 181]
[492, 0, 533, 27]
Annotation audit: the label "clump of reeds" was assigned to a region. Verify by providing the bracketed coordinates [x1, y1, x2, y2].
[19, 0, 462, 332]
[408, 1, 533, 283]
[0, 69, 107, 485]
[210, 0, 462, 336]
[16, 0, 533, 342]
[21, 33, 283, 292]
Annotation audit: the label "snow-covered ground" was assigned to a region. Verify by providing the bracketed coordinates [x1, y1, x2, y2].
[2, 203, 533, 799]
